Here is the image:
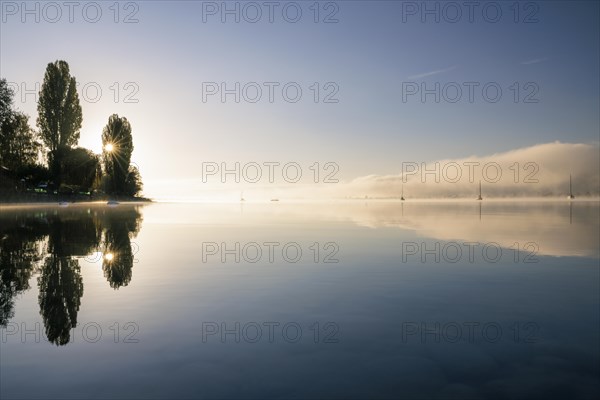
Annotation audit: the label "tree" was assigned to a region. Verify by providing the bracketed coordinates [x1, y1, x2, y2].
[101, 114, 134, 195]
[37, 61, 82, 186]
[0, 79, 14, 126]
[125, 165, 143, 197]
[0, 113, 41, 170]
[0, 79, 41, 171]
[62, 147, 101, 191]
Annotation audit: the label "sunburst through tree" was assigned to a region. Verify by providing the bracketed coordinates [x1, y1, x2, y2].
[101, 114, 134, 196]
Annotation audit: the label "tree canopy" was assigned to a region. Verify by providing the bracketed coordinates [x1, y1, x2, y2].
[0, 78, 14, 124]
[0, 79, 41, 171]
[62, 147, 101, 191]
[102, 114, 134, 195]
[37, 61, 83, 186]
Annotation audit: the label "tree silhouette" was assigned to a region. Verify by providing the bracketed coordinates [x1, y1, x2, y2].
[37, 61, 83, 187]
[101, 114, 134, 195]
[62, 147, 101, 192]
[0, 78, 13, 124]
[125, 164, 143, 197]
[0, 79, 40, 171]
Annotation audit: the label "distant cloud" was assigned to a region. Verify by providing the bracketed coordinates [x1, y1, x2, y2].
[521, 57, 548, 65]
[408, 66, 457, 80]
[343, 142, 600, 199]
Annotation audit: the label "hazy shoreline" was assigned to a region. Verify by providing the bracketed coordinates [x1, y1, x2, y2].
[120, 197, 600, 205]
[2, 196, 598, 207]
[0, 195, 152, 206]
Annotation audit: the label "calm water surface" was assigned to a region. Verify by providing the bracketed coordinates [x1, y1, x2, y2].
[1, 201, 599, 399]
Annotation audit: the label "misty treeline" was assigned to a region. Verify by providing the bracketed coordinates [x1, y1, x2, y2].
[0, 60, 142, 198]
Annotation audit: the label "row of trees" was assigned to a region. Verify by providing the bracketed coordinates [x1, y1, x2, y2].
[0, 60, 142, 198]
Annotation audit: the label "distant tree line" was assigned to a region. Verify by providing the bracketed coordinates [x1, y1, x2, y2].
[0, 60, 143, 198]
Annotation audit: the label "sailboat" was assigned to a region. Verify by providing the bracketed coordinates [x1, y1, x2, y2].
[477, 181, 483, 201]
[240, 191, 245, 202]
[400, 184, 405, 201]
[568, 174, 575, 199]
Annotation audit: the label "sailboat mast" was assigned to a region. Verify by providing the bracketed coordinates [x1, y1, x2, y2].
[567, 174, 575, 199]
[570, 174, 572, 196]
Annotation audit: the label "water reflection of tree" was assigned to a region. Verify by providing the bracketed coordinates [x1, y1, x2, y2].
[0, 205, 143, 345]
[38, 255, 83, 345]
[100, 207, 142, 289]
[0, 214, 46, 326]
[0, 240, 38, 326]
[37, 210, 100, 345]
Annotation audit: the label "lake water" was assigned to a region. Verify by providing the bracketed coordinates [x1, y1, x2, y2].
[1, 201, 599, 399]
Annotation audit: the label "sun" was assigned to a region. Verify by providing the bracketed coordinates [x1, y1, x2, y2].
[105, 143, 114, 152]
[104, 253, 114, 261]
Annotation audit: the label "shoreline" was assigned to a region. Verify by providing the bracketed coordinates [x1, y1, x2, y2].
[0, 200, 152, 210]
[0, 195, 153, 205]
[0, 189, 152, 204]
[2, 197, 597, 207]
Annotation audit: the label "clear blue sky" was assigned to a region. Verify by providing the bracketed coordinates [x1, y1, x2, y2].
[1, 1, 598, 198]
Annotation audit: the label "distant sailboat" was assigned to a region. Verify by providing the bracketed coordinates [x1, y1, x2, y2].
[477, 181, 483, 201]
[400, 184, 405, 201]
[568, 174, 575, 200]
[240, 191, 245, 202]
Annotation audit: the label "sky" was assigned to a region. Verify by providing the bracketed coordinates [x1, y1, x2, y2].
[1, 0, 599, 200]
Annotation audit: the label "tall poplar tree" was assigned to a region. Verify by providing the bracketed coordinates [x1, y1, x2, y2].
[37, 61, 82, 186]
